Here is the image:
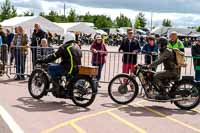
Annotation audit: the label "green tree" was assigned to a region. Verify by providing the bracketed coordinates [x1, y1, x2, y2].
[115, 13, 132, 28]
[23, 11, 34, 16]
[46, 10, 60, 22]
[0, 0, 17, 21]
[162, 19, 172, 27]
[134, 12, 147, 29]
[82, 12, 94, 22]
[94, 15, 113, 28]
[39, 12, 45, 17]
[67, 9, 77, 22]
[196, 26, 200, 32]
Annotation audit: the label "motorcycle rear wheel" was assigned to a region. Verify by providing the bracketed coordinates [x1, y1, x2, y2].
[174, 80, 200, 110]
[71, 76, 97, 107]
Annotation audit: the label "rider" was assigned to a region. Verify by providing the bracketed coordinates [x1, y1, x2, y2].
[148, 37, 180, 100]
[36, 32, 82, 89]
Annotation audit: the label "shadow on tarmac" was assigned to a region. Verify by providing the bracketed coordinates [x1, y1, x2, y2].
[0, 78, 28, 84]
[98, 92, 109, 98]
[101, 103, 198, 117]
[12, 97, 91, 114]
[118, 105, 198, 117]
[0, 79, 17, 84]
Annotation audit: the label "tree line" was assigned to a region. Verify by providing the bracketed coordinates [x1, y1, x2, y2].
[0, 0, 180, 30]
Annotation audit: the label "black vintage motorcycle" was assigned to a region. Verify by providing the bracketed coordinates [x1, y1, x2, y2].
[108, 64, 200, 110]
[28, 63, 98, 107]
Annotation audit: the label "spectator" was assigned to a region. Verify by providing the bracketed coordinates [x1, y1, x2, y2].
[31, 23, 47, 67]
[11, 26, 28, 80]
[119, 28, 141, 74]
[90, 34, 107, 87]
[168, 31, 185, 52]
[142, 36, 158, 71]
[139, 35, 147, 47]
[192, 37, 200, 81]
[0, 25, 8, 65]
[0, 35, 2, 47]
[47, 31, 53, 46]
[37, 38, 54, 59]
[6, 29, 14, 65]
[0, 25, 6, 44]
[168, 31, 185, 75]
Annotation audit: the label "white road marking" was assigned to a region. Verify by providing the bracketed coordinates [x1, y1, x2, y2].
[0, 105, 24, 133]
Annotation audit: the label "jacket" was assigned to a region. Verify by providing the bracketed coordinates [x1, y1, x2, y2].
[150, 48, 177, 72]
[0, 31, 6, 44]
[42, 41, 82, 75]
[142, 43, 158, 64]
[90, 42, 107, 64]
[6, 33, 14, 47]
[31, 29, 47, 47]
[12, 33, 28, 55]
[119, 38, 141, 64]
[168, 39, 185, 52]
[192, 44, 200, 70]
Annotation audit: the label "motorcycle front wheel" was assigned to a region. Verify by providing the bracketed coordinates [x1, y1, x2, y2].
[174, 80, 200, 110]
[108, 74, 139, 105]
[71, 76, 97, 107]
[28, 69, 49, 99]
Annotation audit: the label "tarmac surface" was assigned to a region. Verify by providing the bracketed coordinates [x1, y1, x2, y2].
[0, 76, 200, 133]
[0, 46, 200, 133]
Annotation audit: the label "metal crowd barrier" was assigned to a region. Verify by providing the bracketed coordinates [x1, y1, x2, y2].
[0, 46, 196, 83]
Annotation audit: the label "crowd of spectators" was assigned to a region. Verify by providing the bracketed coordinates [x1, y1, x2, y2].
[0, 24, 200, 82]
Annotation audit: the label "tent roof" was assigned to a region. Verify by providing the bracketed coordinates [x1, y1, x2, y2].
[0, 16, 37, 27]
[151, 27, 196, 36]
[55, 22, 95, 34]
[54, 23, 79, 30]
[0, 16, 64, 35]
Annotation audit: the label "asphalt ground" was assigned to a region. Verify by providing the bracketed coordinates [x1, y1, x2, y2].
[0, 116, 12, 133]
[0, 76, 200, 133]
[0, 46, 199, 133]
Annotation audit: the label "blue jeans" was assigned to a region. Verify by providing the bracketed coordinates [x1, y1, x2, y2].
[15, 49, 26, 77]
[92, 63, 104, 81]
[195, 70, 200, 81]
[48, 63, 65, 79]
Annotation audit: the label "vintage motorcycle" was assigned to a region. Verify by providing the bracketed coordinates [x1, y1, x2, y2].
[28, 63, 98, 107]
[108, 64, 200, 110]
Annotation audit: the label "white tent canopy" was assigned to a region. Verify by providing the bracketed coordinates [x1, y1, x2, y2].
[95, 30, 107, 35]
[0, 16, 64, 36]
[55, 22, 96, 35]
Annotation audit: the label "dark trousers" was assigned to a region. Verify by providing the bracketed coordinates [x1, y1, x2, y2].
[154, 70, 178, 88]
[9, 48, 15, 64]
[195, 70, 200, 81]
[92, 63, 104, 81]
[0, 44, 8, 65]
[15, 49, 26, 77]
[31, 48, 37, 68]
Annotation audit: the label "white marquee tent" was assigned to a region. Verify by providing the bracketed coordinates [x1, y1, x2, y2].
[0, 16, 64, 36]
[55, 22, 96, 35]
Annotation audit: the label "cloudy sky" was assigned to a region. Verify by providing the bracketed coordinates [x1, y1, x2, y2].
[1, 0, 200, 27]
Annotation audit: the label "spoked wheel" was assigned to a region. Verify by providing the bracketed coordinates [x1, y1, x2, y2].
[28, 69, 49, 99]
[108, 74, 139, 104]
[71, 76, 97, 107]
[174, 80, 200, 110]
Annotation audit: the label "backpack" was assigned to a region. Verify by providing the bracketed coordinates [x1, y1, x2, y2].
[173, 48, 187, 67]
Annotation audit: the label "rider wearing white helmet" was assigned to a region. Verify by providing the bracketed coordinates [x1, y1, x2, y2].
[36, 32, 82, 81]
